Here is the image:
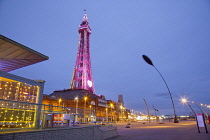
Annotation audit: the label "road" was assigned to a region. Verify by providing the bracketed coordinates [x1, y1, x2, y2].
[107, 121, 210, 140]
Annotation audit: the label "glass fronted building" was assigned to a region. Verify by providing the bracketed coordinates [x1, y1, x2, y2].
[0, 35, 48, 130]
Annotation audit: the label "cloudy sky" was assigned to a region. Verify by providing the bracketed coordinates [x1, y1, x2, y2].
[0, 0, 210, 116]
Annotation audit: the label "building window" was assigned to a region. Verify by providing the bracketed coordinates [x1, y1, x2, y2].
[0, 78, 39, 103]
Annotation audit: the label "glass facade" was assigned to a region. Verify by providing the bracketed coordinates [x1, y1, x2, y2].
[0, 101, 36, 129]
[0, 76, 41, 130]
[0, 78, 40, 103]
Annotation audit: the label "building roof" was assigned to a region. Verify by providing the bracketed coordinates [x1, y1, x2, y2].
[0, 35, 49, 72]
[50, 89, 99, 100]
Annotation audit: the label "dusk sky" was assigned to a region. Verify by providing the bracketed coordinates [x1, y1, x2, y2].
[0, 0, 210, 116]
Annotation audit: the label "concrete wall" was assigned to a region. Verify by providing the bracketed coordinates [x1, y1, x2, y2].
[102, 129, 118, 140]
[0, 126, 118, 140]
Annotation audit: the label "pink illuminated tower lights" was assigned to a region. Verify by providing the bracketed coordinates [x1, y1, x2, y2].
[70, 12, 95, 93]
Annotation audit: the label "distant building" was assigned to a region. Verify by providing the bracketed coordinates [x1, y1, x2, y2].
[118, 94, 124, 105]
[43, 89, 118, 122]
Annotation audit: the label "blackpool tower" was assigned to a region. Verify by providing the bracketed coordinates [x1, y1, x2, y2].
[70, 13, 95, 93]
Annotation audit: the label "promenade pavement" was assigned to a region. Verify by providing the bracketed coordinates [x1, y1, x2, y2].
[107, 121, 210, 140]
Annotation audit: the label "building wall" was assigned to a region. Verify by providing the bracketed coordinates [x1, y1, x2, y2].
[42, 90, 120, 122]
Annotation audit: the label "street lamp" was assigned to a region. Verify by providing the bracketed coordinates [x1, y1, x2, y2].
[110, 103, 113, 122]
[84, 96, 88, 122]
[192, 101, 208, 118]
[106, 108, 108, 122]
[181, 98, 202, 133]
[120, 105, 123, 122]
[200, 104, 210, 115]
[74, 96, 79, 121]
[181, 98, 196, 115]
[123, 107, 126, 121]
[90, 105, 92, 121]
[152, 105, 158, 122]
[58, 98, 62, 106]
[142, 55, 179, 123]
[143, 99, 150, 123]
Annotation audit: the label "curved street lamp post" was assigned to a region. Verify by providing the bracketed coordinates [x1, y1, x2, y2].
[181, 98, 201, 133]
[143, 99, 151, 123]
[152, 105, 158, 122]
[142, 55, 179, 123]
[192, 101, 208, 119]
[181, 98, 196, 115]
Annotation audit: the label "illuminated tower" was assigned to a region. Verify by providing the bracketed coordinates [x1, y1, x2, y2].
[70, 13, 95, 93]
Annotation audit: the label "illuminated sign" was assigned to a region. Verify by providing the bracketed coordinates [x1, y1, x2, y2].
[196, 113, 205, 127]
[54, 114, 63, 121]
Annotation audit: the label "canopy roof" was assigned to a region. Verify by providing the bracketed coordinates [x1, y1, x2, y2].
[0, 35, 49, 72]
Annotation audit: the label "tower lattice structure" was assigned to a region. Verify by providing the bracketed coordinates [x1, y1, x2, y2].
[70, 13, 95, 93]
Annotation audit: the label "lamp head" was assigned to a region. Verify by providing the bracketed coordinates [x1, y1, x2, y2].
[142, 55, 154, 66]
[181, 98, 187, 103]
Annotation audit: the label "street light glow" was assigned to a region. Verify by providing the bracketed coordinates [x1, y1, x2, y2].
[58, 98, 62, 106]
[180, 97, 196, 116]
[84, 96, 88, 101]
[181, 98, 187, 103]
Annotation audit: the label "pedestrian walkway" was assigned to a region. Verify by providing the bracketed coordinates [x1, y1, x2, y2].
[107, 121, 210, 140]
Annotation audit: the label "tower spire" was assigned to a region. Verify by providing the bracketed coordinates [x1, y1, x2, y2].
[83, 9, 88, 21]
[70, 13, 94, 93]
